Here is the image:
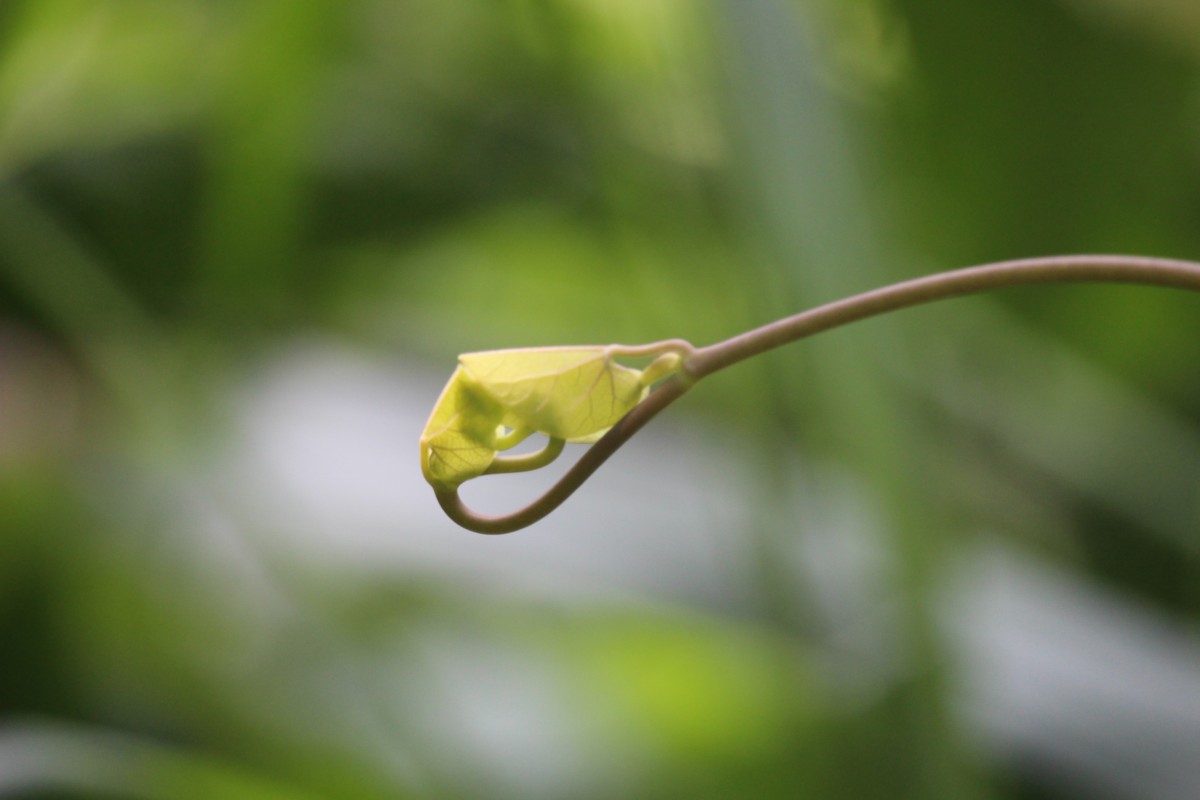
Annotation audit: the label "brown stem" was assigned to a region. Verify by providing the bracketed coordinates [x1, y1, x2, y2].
[439, 254, 1200, 534]
[686, 254, 1200, 377]
[435, 376, 693, 534]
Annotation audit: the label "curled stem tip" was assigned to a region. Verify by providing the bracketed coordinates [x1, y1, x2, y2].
[428, 254, 1200, 534]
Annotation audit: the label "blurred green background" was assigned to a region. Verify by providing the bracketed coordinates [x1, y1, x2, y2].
[3, 1, 1200, 798]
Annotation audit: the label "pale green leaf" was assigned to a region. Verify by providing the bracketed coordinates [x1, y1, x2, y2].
[419, 366, 504, 490]
[421, 345, 685, 491]
[459, 347, 648, 443]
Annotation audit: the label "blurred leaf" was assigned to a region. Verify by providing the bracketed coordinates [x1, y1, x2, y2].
[1060, 0, 1200, 53]
[0, 0, 206, 170]
[0, 721, 328, 800]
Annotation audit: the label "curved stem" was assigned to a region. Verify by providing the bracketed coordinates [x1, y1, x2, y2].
[442, 254, 1200, 534]
[485, 436, 565, 475]
[436, 376, 693, 534]
[684, 254, 1200, 378]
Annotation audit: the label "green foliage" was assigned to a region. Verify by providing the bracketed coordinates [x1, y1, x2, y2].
[421, 346, 683, 490]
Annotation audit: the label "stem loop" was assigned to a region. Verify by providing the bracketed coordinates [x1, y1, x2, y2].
[437, 255, 1200, 534]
